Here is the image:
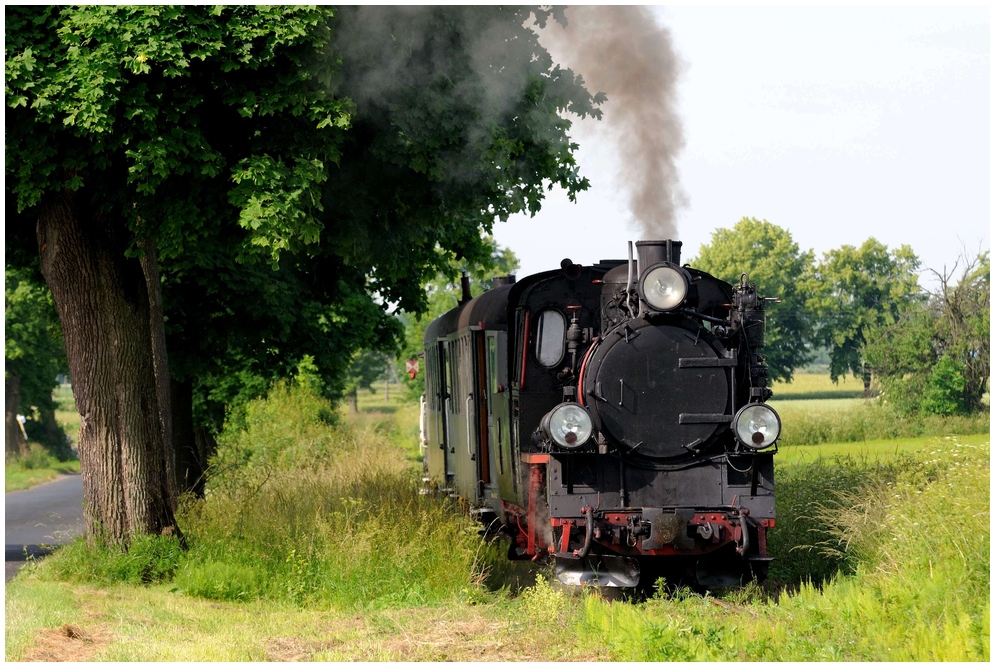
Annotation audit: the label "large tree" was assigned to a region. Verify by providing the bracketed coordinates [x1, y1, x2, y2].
[809, 239, 922, 393]
[6, 7, 599, 541]
[692, 217, 816, 383]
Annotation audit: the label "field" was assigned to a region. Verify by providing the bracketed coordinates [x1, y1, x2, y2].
[4, 374, 989, 661]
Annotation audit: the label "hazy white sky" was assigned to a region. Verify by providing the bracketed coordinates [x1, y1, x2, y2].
[494, 5, 990, 287]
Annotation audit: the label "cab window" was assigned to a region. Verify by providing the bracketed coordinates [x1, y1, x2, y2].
[535, 309, 566, 368]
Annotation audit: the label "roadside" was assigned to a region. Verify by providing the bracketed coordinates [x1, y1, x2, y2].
[5, 458, 81, 493]
[5, 473, 84, 582]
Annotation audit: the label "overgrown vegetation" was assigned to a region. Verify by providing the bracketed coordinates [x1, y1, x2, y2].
[41, 373, 485, 610]
[573, 437, 989, 660]
[8, 375, 989, 661]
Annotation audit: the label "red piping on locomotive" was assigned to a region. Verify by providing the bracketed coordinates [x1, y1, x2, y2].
[575, 335, 599, 407]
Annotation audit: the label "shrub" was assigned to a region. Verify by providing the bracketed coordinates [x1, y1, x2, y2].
[921, 354, 969, 415]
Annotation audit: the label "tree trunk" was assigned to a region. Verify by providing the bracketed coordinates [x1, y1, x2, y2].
[5, 375, 27, 460]
[171, 379, 205, 497]
[37, 191, 180, 545]
[862, 362, 872, 398]
[349, 388, 358, 413]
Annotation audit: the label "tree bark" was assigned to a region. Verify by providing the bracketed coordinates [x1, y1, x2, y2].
[37, 191, 180, 545]
[5, 375, 27, 460]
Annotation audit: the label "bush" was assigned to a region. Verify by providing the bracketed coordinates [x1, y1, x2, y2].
[18, 443, 58, 470]
[921, 355, 969, 415]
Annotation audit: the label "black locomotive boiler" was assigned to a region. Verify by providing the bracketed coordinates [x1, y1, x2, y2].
[420, 239, 780, 588]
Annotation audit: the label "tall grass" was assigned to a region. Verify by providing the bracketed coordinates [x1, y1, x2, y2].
[772, 398, 988, 445]
[556, 438, 990, 660]
[43, 376, 488, 610]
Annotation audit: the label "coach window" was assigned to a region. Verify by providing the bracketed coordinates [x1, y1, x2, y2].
[535, 309, 566, 367]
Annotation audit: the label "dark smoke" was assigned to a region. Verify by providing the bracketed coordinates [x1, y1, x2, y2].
[538, 6, 687, 239]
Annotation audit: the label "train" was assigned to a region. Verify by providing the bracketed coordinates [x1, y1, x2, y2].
[420, 239, 779, 588]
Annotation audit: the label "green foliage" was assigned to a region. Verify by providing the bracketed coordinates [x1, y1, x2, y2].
[921, 355, 968, 415]
[865, 251, 989, 415]
[7, 6, 600, 438]
[810, 239, 922, 384]
[46, 534, 183, 585]
[691, 217, 815, 382]
[343, 349, 390, 402]
[4, 267, 70, 456]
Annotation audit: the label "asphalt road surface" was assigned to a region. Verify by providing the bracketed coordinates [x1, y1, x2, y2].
[5, 474, 84, 581]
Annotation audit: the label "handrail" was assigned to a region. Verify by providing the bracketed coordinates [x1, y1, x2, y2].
[465, 394, 474, 460]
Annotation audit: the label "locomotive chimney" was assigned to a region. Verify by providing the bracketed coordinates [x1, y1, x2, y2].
[460, 272, 472, 304]
[635, 239, 682, 269]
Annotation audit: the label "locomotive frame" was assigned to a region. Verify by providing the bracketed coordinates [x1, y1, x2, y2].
[421, 239, 779, 588]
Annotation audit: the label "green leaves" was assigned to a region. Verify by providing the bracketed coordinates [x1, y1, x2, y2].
[693, 217, 816, 382]
[810, 239, 922, 383]
[229, 155, 328, 264]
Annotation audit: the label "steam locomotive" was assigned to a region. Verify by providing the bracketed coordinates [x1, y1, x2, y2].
[420, 239, 779, 588]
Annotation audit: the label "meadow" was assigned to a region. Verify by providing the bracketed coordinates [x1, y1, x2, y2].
[4, 374, 989, 661]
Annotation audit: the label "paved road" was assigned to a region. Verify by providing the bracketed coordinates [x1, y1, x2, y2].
[5, 474, 84, 581]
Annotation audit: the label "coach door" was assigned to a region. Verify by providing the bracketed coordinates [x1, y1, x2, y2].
[423, 341, 448, 484]
[446, 329, 481, 505]
[485, 331, 515, 501]
[442, 340, 457, 481]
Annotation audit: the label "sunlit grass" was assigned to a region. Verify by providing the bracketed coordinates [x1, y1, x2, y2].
[4, 447, 80, 493]
[771, 373, 868, 400]
[776, 433, 990, 466]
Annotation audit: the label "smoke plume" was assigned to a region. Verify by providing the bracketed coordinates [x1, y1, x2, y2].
[538, 7, 687, 239]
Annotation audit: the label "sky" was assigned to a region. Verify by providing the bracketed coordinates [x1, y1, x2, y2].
[493, 5, 990, 288]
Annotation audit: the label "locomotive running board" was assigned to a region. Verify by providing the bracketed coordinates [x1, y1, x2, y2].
[554, 555, 640, 588]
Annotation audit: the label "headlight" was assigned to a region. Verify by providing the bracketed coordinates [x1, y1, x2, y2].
[640, 265, 688, 311]
[541, 403, 593, 449]
[734, 403, 781, 450]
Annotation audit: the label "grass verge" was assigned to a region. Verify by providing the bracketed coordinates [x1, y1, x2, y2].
[5, 447, 80, 493]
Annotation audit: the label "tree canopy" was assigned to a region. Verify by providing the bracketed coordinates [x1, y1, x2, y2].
[809, 239, 922, 387]
[5, 6, 601, 540]
[691, 217, 815, 382]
